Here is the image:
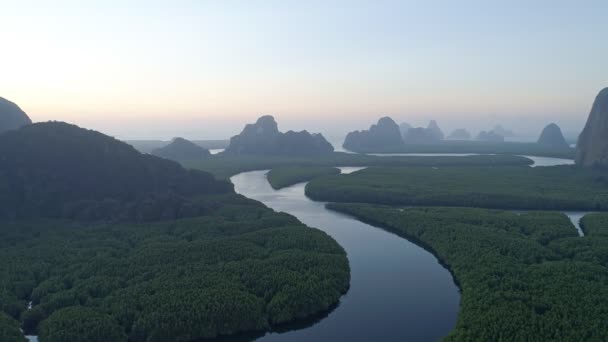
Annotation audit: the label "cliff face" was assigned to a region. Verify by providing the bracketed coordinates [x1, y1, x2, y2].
[223, 116, 333, 156]
[537, 123, 569, 149]
[0, 97, 32, 134]
[343, 116, 404, 151]
[576, 88, 608, 167]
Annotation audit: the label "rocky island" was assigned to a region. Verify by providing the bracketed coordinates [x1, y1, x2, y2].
[151, 137, 211, 161]
[222, 115, 333, 156]
[537, 123, 569, 149]
[343, 116, 404, 151]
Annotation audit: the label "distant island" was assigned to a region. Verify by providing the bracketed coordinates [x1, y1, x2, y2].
[151, 137, 211, 162]
[427, 120, 444, 140]
[492, 124, 515, 137]
[537, 123, 569, 149]
[126, 139, 229, 154]
[447, 128, 471, 140]
[399, 122, 412, 140]
[341, 116, 572, 158]
[222, 115, 334, 156]
[476, 130, 505, 142]
[0, 97, 32, 134]
[343, 117, 404, 151]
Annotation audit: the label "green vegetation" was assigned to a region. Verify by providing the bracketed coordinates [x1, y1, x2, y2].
[267, 167, 341, 189]
[39, 307, 127, 342]
[0, 122, 232, 221]
[306, 165, 608, 211]
[0, 197, 349, 340]
[0, 313, 25, 342]
[0, 121, 350, 340]
[580, 213, 608, 236]
[185, 153, 533, 179]
[326, 204, 608, 341]
[345, 140, 575, 159]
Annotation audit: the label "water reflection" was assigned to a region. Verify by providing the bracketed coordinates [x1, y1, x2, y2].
[231, 169, 460, 342]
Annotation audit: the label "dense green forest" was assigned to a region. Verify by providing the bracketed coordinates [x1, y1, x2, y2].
[0, 121, 350, 341]
[0, 122, 232, 221]
[0, 312, 25, 342]
[0, 197, 349, 341]
[343, 140, 575, 159]
[185, 153, 532, 178]
[580, 213, 608, 236]
[306, 165, 608, 211]
[267, 167, 340, 189]
[326, 204, 608, 341]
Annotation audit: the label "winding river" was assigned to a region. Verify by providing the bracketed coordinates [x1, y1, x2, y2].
[231, 156, 583, 341]
[26, 156, 579, 342]
[232, 168, 460, 341]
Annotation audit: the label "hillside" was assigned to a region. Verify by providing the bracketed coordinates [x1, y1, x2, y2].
[0, 97, 32, 134]
[0, 122, 231, 221]
[151, 137, 211, 162]
[0, 121, 350, 341]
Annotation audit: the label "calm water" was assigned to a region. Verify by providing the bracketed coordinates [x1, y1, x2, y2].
[231, 168, 460, 342]
[521, 155, 575, 167]
[564, 212, 588, 236]
[362, 152, 574, 168]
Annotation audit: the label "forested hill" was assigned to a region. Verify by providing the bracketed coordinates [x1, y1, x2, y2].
[0, 121, 351, 341]
[0, 122, 232, 221]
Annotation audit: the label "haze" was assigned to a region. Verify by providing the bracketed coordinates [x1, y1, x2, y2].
[2, 0, 607, 140]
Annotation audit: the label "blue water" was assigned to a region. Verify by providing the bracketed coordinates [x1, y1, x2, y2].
[231, 168, 460, 341]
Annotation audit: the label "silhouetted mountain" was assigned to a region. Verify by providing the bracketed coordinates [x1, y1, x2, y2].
[399, 122, 412, 139]
[343, 117, 404, 151]
[404, 127, 442, 144]
[447, 128, 471, 140]
[152, 137, 211, 161]
[223, 115, 333, 156]
[427, 120, 444, 140]
[0, 122, 231, 221]
[127, 139, 229, 154]
[493, 125, 515, 137]
[0, 97, 32, 134]
[476, 130, 505, 142]
[537, 123, 569, 149]
[576, 88, 608, 167]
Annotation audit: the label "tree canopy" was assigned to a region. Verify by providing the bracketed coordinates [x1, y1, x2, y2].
[306, 165, 608, 211]
[0, 122, 232, 221]
[327, 204, 608, 341]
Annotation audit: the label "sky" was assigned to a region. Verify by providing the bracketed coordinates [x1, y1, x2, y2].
[1, 0, 607, 140]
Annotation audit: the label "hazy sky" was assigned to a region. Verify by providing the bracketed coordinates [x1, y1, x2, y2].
[1, 0, 607, 140]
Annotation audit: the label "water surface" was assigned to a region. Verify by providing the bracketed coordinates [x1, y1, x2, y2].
[232, 168, 460, 341]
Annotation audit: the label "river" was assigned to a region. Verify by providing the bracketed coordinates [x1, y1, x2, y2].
[25, 156, 580, 342]
[231, 168, 460, 341]
[230, 154, 583, 340]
